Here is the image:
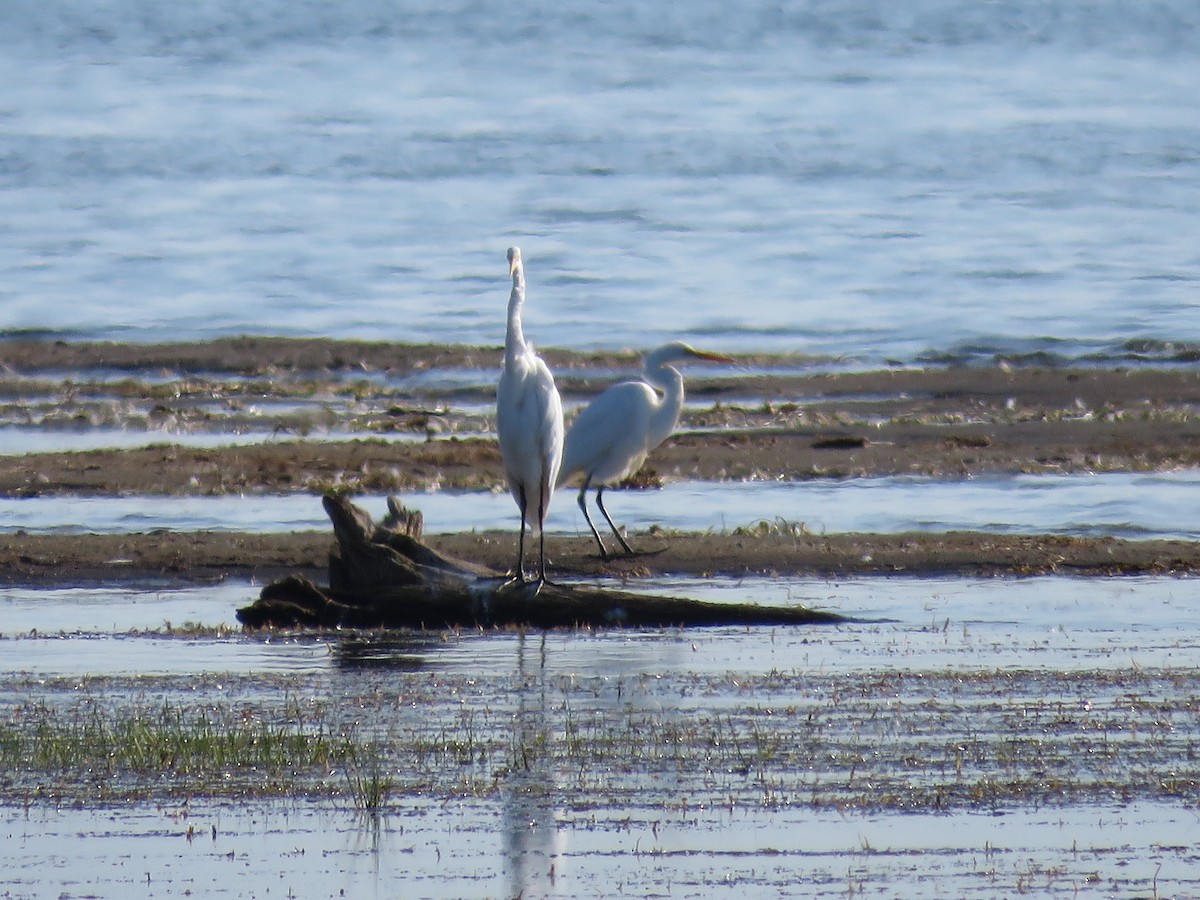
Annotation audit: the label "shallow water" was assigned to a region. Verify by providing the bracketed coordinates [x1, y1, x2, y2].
[3, 576, 1197, 676]
[3, 798, 1196, 899]
[3, 575, 1200, 897]
[3, 1, 1199, 364]
[6, 470, 1200, 540]
[0, 424, 433, 455]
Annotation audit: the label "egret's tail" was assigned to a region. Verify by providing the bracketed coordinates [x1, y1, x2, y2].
[554, 464, 577, 489]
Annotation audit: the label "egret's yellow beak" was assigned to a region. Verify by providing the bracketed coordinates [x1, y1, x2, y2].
[692, 349, 735, 364]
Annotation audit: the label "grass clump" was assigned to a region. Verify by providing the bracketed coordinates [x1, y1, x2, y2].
[343, 742, 394, 811]
[1, 699, 363, 801]
[733, 517, 813, 538]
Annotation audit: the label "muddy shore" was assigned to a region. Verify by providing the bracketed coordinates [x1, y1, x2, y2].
[4, 336, 1200, 585]
[5, 529, 1200, 588]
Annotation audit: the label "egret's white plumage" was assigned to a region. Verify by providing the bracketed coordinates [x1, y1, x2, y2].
[496, 246, 564, 585]
[557, 341, 733, 557]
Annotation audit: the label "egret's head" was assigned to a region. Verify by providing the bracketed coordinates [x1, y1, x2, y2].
[507, 246, 522, 276]
[647, 341, 735, 370]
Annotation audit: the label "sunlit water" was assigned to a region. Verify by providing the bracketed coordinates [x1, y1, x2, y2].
[3, 576, 1200, 898]
[2, 576, 1197, 675]
[2, 1, 1199, 364]
[5, 471, 1200, 540]
[0, 425, 435, 455]
[3, 798, 1196, 899]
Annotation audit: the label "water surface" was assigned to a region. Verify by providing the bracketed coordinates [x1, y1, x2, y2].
[3, 575, 1199, 898]
[2, 1, 1198, 364]
[3, 576, 1196, 676]
[5, 471, 1200, 540]
[3, 799, 1194, 899]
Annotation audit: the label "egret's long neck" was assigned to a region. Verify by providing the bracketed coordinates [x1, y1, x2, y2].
[504, 267, 527, 363]
[646, 361, 685, 446]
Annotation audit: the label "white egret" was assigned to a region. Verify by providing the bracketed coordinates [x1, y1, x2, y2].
[557, 341, 733, 557]
[496, 246, 564, 587]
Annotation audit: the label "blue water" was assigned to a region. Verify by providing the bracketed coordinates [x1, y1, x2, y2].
[4, 577, 1199, 674]
[5, 472, 1200, 541]
[2, 1, 1199, 365]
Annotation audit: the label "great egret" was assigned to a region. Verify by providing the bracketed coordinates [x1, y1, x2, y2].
[557, 341, 733, 557]
[496, 246, 564, 587]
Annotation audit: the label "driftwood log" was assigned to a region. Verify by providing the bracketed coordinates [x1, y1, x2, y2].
[237, 493, 846, 630]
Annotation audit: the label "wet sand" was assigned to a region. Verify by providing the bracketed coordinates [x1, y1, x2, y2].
[4, 336, 1200, 584]
[5, 529, 1200, 587]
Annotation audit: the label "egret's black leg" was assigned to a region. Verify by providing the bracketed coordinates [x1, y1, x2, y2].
[596, 486, 634, 555]
[577, 479, 608, 558]
[536, 482, 550, 587]
[513, 486, 528, 583]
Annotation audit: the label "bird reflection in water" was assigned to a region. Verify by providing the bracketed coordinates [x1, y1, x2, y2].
[503, 632, 569, 896]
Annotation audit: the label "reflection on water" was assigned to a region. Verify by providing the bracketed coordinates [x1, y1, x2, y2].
[3, 576, 1200, 897]
[503, 634, 564, 899]
[497, 631, 697, 898]
[4, 577, 1200, 677]
[330, 636, 441, 672]
[3, 762, 1198, 897]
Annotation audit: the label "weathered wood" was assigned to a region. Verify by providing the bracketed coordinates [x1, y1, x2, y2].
[237, 493, 846, 630]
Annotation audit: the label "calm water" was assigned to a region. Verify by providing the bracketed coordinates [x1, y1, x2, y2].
[4, 799, 1197, 898]
[2, 1, 1199, 364]
[3, 577, 1198, 675]
[4, 577, 1200, 897]
[5, 471, 1200, 540]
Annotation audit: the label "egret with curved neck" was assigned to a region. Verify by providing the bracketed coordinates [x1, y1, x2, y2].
[557, 341, 733, 557]
[496, 246, 564, 587]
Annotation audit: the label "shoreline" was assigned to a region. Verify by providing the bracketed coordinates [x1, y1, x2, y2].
[4, 529, 1200, 588]
[4, 337, 1200, 589]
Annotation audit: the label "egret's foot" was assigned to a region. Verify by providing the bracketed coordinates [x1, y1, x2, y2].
[497, 573, 555, 597]
[497, 571, 528, 592]
[534, 564, 565, 590]
[510, 577, 548, 598]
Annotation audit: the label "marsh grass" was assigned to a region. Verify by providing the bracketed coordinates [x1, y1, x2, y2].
[3, 667, 1199, 813]
[1, 698, 359, 800]
[343, 741, 394, 810]
[732, 517, 813, 538]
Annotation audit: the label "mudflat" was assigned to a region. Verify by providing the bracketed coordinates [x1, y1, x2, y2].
[3, 336, 1200, 584]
